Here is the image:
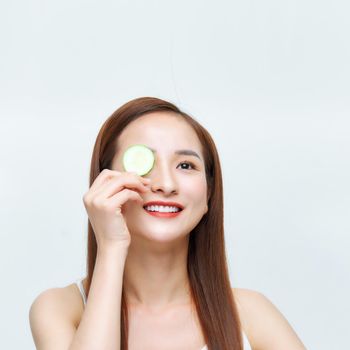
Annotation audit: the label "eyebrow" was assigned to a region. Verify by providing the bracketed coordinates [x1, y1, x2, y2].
[148, 147, 202, 160]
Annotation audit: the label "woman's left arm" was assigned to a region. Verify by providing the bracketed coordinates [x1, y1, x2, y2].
[234, 288, 307, 350]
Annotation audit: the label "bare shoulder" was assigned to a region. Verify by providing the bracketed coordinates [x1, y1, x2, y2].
[30, 283, 83, 325]
[29, 283, 83, 349]
[232, 288, 307, 350]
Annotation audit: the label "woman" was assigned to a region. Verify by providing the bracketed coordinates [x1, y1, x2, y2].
[29, 97, 306, 349]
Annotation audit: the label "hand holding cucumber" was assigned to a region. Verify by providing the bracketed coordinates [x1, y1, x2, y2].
[82, 145, 155, 250]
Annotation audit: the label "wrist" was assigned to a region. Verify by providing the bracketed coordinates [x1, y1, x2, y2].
[97, 241, 130, 257]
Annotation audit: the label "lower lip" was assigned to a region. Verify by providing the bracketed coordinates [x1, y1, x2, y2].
[144, 209, 182, 218]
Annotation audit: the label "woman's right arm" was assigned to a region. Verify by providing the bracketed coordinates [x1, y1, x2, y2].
[29, 170, 150, 349]
[69, 244, 129, 349]
[29, 244, 128, 350]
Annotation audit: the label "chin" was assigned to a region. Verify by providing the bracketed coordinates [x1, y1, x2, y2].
[131, 227, 189, 244]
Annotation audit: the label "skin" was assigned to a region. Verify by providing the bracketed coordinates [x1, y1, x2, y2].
[30, 111, 307, 349]
[111, 112, 305, 349]
[111, 112, 208, 310]
[111, 112, 210, 348]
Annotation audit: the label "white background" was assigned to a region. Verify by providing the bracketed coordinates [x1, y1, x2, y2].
[1, 1, 349, 349]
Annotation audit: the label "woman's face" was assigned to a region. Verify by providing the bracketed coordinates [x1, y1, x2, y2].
[111, 112, 208, 244]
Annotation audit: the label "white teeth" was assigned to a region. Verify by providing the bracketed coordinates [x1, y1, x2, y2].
[145, 205, 181, 213]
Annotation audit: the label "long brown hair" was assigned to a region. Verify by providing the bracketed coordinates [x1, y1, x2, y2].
[84, 97, 243, 349]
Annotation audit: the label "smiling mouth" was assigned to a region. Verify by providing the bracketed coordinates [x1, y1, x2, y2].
[142, 205, 183, 217]
[143, 205, 183, 213]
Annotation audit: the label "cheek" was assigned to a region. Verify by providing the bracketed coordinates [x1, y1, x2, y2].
[182, 177, 208, 205]
[121, 200, 138, 216]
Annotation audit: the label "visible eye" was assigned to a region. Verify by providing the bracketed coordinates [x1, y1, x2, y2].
[177, 161, 196, 170]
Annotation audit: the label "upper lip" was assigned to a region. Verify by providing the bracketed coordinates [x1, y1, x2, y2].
[143, 201, 184, 210]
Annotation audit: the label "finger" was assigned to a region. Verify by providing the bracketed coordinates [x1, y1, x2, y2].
[127, 171, 152, 185]
[89, 169, 121, 193]
[107, 188, 144, 211]
[93, 174, 150, 200]
[89, 170, 149, 195]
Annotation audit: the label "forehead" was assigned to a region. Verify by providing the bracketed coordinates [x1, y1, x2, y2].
[117, 112, 203, 154]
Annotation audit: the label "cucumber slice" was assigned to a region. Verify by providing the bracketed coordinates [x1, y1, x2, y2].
[122, 144, 155, 176]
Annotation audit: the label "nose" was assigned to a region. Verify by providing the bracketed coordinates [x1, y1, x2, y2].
[148, 159, 178, 196]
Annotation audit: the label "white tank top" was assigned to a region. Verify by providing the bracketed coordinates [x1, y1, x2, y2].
[75, 278, 252, 349]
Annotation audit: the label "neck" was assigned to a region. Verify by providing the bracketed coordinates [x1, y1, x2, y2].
[123, 235, 192, 312]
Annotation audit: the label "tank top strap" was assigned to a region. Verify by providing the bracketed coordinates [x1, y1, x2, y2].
[75, 278, 87, 306]
[242, 330, 252, 349]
